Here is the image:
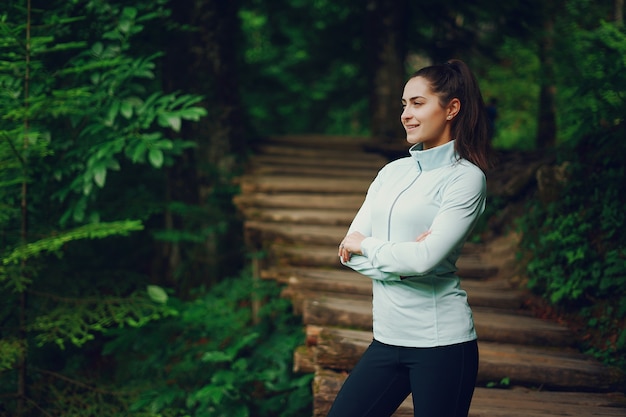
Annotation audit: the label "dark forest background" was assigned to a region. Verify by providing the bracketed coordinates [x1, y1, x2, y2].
[1, 0, 624, 416]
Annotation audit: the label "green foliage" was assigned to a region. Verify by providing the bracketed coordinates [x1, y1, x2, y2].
[239, 0, 369, 135]
[556, 21, 626, 140]
[486, 376, 511, 388]
[103, 272, 312, 417]
[518, 126, 626, 369]
[480, 37, 540, 150]
[506, 16, 626, 370]
[0, 1, 209, 415]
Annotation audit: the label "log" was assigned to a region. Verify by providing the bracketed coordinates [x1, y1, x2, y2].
[263, 134, 376, 150]
[293, 345, 317, 374]
[312, 368, 413, 417]
[257, 240, 499, 281]
[254, 143, 387, 162]
[470, 387, 626, 417]
[250, 163, 380, 179]
[233, 192, 365, 210]
[270, 245, 344, 269]
[282, 288, 370, 316]
[239, 175, 371, 194]
[243, 222, 348, 247]
[237, 207, 354, 226]
[300, 295, 569, 347]
[302, 297, 373, 331]
[314, 369, 626, 417]
[310, 327, 624, 391]
[267, 265, 520, 309]
[266, 267, 373, 294]
[473, 307, 574, 347]
[250, 154, 384, 171]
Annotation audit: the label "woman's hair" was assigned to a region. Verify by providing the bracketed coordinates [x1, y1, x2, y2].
[412, 59, 494, 172]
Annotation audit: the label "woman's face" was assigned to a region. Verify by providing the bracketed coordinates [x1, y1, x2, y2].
[401, 76, 458, 149]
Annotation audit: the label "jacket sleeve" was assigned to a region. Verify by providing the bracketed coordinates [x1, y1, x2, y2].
[340, 168, 403, 282]
[360, 169, 486, 276]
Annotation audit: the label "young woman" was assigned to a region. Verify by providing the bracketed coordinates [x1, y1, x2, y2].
[330, 59, 493, 417]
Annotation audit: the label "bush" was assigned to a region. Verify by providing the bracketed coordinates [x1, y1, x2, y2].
[103, 270, 313, 417]
[518, 126, 626, 370]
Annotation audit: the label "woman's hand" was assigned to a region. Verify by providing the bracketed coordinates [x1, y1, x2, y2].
[339, 230, 430, 263]
[338, 231, 366, 263]
[415, 230, 431, 242]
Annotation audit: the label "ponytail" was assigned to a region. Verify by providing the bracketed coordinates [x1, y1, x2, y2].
[412, 59, 494, 172]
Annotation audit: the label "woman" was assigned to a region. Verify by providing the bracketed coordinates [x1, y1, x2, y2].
[330, 59, 493, 417]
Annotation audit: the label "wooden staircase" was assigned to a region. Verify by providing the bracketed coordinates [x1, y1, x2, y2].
[233, 134, 626, 417]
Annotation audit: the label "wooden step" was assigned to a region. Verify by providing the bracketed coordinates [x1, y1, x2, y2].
[238, 207, 354, 226]
[254, 143, 387, 162]
[238, 175, 371, 194]
[233, 192, 365, 210]
[244, 222, 347, 247]
[262, 134, 376, 150]
[250, 163, 380, 179]
[313, 369, 626, 417]
[264, 243, 498, 279]
[300, 296, 573, 347]
[307, 327, 624, 392]
[251, 154, 385, 171]
[266, 266, 522, 310]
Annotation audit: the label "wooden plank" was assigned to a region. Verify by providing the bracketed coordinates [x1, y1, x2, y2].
[309, 327, 623, 391]
[251, 154, 385, 171]
[239, 175, 371, 194]
[264, 266, 522, 310]
[250, 163, 380, 179]
[264, 266, 372, 293]
[233, 193, 365, 210]
[300, 296, 573, 347]
[473, 308, 574, 347]
[269, 244, 498, 277]
[455, 253, 499, 279]
[313, 369, 626, 417]
[269, 245, 345, 269]
[244, 221, 348, 247]
[263, 134, 376, 150]
[237, 207, 354, 226]
[470, 387, 626, 417]
[479, 342, 625, 391]
[462, 280, 525, 310]
[254, 143, 388, 163]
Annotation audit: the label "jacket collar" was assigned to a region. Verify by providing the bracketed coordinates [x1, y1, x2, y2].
[408, 140, 458, 171]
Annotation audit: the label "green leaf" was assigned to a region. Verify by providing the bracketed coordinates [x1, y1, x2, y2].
[120, 100, 133, 119]
[202, 351, 233, 363]
[158, 113, 181, 132]
[147, 285, 168, 304]
[148, 148, 164, 168]
[93, 165, 107, 188]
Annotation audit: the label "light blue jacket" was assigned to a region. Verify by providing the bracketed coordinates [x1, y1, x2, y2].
[342, 140, 485, 347]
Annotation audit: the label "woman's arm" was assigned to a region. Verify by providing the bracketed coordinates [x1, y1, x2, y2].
[358, 170, 486, 276]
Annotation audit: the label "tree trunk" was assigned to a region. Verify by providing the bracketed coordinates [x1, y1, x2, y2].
[536, 6, 557, 149]
[615, 0, 624, 25]
[366, 0, 408, 144]
[161, 0, 246, 290]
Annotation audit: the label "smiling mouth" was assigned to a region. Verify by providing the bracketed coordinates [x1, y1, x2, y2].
[405, 124, 419, 131]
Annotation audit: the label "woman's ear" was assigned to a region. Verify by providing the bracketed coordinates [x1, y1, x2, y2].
[446, 98, 461, 120]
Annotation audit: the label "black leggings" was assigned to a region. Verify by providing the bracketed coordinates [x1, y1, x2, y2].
[326, 339, 478, 417]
